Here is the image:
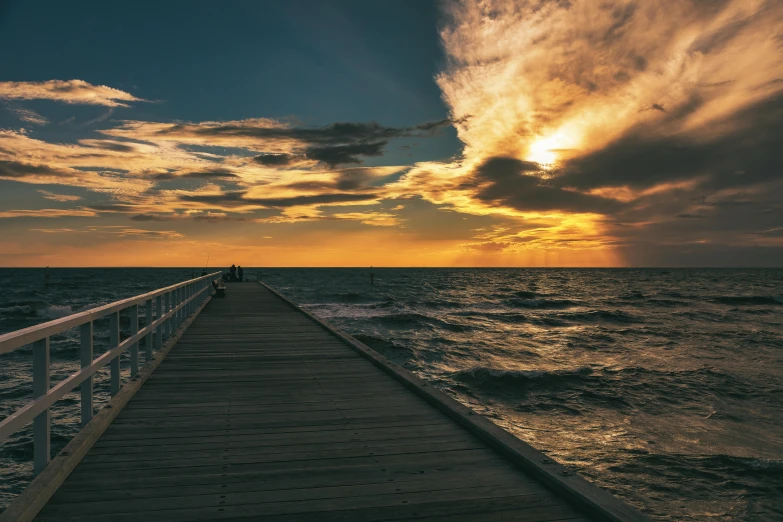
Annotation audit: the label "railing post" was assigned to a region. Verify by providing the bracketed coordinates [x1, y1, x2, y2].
[32, 337, 50, 475]
[177, 288, 183, 327]
[109, 312, 120, 396]
[164, 292, 171, 340]
[80, 322, 93, 427]
[145, 299, 153, 361]
[155, 294, 162, 350]
[172, 289, 178, 330]
[129, 305, 139, 378]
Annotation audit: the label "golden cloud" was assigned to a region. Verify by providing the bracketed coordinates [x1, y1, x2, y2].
[0, 80, 146, 107]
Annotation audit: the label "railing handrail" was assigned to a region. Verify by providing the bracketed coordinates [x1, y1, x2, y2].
[0, 271, 221, 476]
[0, 272, 221, 354]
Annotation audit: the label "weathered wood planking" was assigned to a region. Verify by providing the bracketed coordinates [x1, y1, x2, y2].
[26, 283, 648, 522]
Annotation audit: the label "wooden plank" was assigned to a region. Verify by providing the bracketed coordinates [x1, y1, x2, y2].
[63, 452, 506, 487]
[44, 474, 544, 515]
[89, 423, 461, 451]
[35, 486, 562, 521]
[81, 433, 480, 464]
[50, 466, 527, 503]
[59, 449, 507, 491]
[71, 440, 486, 472]
[93, 418, 451, 443]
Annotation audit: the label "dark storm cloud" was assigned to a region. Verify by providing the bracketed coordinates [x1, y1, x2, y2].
[82, 141, 137, 153]
[130, 213, 176, 221]
[304, 141, 385, 167]
[150, 118, 457, 166]
[469, 157, 623, 214]
[86, 204, 139, 212]
[688, 19, 750, 55]
[151, 168, 240, 181]
[179, 190, 378, 208]
[0, 160, 71, 179]
[164, 119, 454, 146]
[602, 2, 638, 43]
[560, 93, 783, 192]
[253, 153, 293, 166]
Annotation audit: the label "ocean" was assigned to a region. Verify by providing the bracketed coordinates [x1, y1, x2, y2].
[1, 268, 782, 520]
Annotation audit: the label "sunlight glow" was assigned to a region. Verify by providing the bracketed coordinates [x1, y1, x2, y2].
[526, 132, 571, 167]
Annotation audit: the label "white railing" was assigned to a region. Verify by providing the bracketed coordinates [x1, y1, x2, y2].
[0, 272, 221, 475]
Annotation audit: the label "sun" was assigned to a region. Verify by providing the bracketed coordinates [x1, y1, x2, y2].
[526, 131, 573, 168]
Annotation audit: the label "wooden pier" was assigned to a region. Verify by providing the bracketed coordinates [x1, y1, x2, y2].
[1, 282, 649, 522]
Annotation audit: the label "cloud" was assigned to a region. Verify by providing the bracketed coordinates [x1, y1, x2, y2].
[559, 92, 783, 196]
[102, 118, 456, 165]
[255, 210, 401, 227]
[379, 0, 783, 258]
[112, 228, 184, 240]
[0, 80, 146, 107]
[0, 208, 97, 218]
[437, 0, 783, 166]
[130, 211, 247, 222]
[471, 157, 623, 214]
[29, 228, 83, 233]
[38, 190, 81, 202]
[330, 211, 401, 227]
[6, 106, 49, 125]
[78, 139, 140, 153]
[29, 226, 185, 240]
[0, 160, 71, 180]
[151, 168, 241, 181]
[253, 153, 293, 166]
[304, 141, 385, 167]
[179, 190, 380, 209]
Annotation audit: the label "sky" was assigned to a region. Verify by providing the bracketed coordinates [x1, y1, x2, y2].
[1, 0, 782, 267]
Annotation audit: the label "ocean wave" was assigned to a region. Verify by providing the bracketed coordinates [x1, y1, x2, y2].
[617, 452, 783, 478]
[507, 298, 577, 309]
[36, 304, 75, 320]
[327, 292, 375, 303]
[620, 291, 647, 300]
[376, 312, 473, 332]
[467, 312, 529, 325]
[452, 365, 594, 387]
[646, 298, 688, 307]
[352, 334, 412, 353]
[552, 310, 639, 324]
[0, 305, 37, 317]
[712, 295, 783, 306]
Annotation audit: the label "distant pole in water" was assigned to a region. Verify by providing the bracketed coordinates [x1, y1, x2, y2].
[202, 252, 210, 276]
[44, 266, 50, 288]
[370, 266, 374, 286]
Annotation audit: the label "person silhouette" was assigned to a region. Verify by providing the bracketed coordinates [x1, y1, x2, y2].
[237, 266, 244, 282]
[229, 264, 237, 281]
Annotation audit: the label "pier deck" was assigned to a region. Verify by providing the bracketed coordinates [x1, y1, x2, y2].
[26, 284, 642, 522]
